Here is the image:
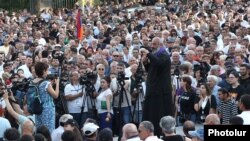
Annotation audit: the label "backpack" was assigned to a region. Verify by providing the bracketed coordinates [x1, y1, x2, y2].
[26, 79, 45, 115]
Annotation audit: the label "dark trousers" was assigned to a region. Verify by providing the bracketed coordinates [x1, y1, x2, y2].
[70, 112, 88, 128]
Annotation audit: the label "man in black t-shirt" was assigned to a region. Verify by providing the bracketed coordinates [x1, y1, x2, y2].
[239, 64, 250, 94]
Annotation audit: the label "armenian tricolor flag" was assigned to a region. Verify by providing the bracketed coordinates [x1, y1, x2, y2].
[76, 9, 84, 41]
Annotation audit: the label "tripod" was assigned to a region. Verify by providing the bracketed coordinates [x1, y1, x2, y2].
[113, 79, 133, 138]
[132, 80, 144, 125]
[81, 83, 98, 122]
[132, 59, 145, 125]
[54, 61, 69, 127]
[175, 74, 182, 126]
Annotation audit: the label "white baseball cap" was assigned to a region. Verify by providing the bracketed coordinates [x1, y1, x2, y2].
[83, 123, 99, 136]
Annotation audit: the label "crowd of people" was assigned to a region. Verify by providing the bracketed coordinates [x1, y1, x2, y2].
[0, 0, 250, 141]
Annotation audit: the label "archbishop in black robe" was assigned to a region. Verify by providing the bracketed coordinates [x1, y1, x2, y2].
[142, 37, 174, 136]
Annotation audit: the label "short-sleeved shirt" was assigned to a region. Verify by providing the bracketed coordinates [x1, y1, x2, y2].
[0, 117, 11, 138]
[96, 88, 113, 114]
[64, 83, 87, 113]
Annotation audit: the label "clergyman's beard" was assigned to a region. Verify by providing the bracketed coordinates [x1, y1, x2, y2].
[152, 47, 160, 54]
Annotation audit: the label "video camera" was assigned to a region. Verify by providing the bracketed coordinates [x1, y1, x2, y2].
[52, 50, 64, 64]
[134, 62, 144, 84]
[47, 74, 58, 81]
[12, 78, 31, 92]
[79, 72, 97, 86]
[194, 62, 210, 79]
[79, 72, 97, 97]
[117, 72, 129, 86]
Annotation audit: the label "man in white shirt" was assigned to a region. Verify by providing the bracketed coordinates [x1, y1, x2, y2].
[0, 63, 12, 80]
[64, 71, 86, 126]
[40, 9, 51, 22]
[18, 56, 33, 78]
[0, 101, 11, 139]
[51, 114, 73, 141]
[238, 94, 250, 125]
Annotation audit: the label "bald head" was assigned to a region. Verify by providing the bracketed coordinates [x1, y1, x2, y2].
[183, 120, 195, 138]
[122, 123, 138, 140]
[205, 114, 220, 125]
[22, 120, 35, 136]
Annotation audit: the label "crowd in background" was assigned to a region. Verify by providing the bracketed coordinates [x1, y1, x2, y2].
[0, 0, 250, 141]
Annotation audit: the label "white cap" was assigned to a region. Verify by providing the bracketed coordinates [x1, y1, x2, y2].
[59, 114, 73, 123]
[54, 44, 61, 48]
[83, 123, 99, 136]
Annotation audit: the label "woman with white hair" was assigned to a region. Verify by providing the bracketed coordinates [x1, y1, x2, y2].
[95, 63, 106, 92]
[209, 65, 222, 83]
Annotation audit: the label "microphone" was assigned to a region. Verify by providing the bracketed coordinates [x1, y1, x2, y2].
[5, 80, 13, 93]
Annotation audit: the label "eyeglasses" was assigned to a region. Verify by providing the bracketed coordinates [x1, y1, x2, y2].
[98, 68, 104, 71]
[113, 55, 119, 57]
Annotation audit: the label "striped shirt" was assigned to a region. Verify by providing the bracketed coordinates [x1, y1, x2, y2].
[218, 99, 238, 124]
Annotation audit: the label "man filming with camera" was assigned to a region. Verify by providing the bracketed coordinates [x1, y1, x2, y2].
[130, 63, 145, 124]
[111, 62, 132, 136]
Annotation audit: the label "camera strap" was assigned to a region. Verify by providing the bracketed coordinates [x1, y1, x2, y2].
[80, 85, 87, 115]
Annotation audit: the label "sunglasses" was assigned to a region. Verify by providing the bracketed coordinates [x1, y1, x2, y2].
[98, 68, 104, 71]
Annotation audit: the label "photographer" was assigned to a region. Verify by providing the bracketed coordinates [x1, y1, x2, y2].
[79, 70, 99, 122]
[111, 62, 132, 136]
[64, 71, 85, 126]
[33, 62, 59, 133]
[10, 74, 30, 109]
[51, 49, 64, 66]
[130, 64, 145, 124]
